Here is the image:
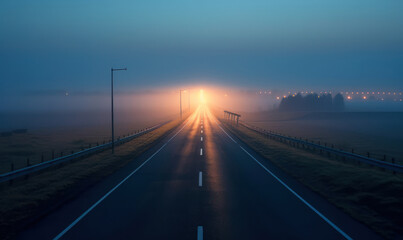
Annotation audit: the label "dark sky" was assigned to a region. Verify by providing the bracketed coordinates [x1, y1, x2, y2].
[1, 0, 403, 96]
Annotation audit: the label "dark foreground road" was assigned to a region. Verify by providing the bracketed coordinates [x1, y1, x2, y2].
[18, 106, 380, 240]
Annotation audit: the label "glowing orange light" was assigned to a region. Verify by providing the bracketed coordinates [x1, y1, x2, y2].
[347, 96, 352, 100]
[199, 89, 206, 104]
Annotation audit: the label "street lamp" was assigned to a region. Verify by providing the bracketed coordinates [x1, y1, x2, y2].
[188, 90, 190, 112]
[180, 89, 185, 119]
[111, 67, 127, 154]
[180, 89, 190, 119]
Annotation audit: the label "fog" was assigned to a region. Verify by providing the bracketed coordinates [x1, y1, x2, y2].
[1, 85, 403, 132]
[205, 87, 403, 114]
[0, 89, 192, 132]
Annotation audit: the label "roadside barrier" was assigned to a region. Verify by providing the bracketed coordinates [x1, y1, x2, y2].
[235, 121, 403, 174]
[0, 121, 171, 183]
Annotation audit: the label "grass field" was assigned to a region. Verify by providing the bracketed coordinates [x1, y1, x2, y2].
[224, 121, 403, 239]
[0, 115, 188, 240]
[0, 120, 169, 174]
[242, 111, 403, 164]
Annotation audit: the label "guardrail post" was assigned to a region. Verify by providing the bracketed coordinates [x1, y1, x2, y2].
[97, 142, 99, 146]
[383, 155, 386, 162]
[367, 152, 370, 158]
[352, 148, 354, 154]
[52, 150, 55, 159]
[61, 152, 63, 157]
[11, 162, 14, 171]
[89, 144, 91, 148]
[27, 158, 30, 167]
[41, 154, 44, 163]
[71, 150, 74, 154]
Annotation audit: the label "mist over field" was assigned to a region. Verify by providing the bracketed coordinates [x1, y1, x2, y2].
[0, 89, 191, 132]
[2, 85, 403, 133]
[207, 87, 403, 113]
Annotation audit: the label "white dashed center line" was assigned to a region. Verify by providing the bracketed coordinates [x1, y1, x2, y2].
[199, 171, 203, 187]
[197, 226, 203, 240]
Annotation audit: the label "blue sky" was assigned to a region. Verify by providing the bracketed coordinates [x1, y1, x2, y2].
[1, 0, 403, 95]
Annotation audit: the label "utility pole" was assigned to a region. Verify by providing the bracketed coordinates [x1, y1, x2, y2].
[111, 67, 127, 154]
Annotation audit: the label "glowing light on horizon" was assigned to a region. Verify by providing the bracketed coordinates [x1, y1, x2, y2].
[199, 89, 206, 104]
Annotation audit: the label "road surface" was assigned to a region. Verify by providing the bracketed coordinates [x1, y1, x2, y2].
[18, 106, 380, 240]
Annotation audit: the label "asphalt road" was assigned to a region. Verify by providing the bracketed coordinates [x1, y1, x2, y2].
[18, 106, 381, 240]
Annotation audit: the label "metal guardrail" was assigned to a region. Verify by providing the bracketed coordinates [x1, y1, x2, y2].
[0, 121, 171, 183]
[238, 121, 403, 174]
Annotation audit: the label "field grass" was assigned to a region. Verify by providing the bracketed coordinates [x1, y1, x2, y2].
[0, 121, 164, 174]
[243, 111, 403, 164]
[0, 116, 187, 240]
[224, 122, 403, 239]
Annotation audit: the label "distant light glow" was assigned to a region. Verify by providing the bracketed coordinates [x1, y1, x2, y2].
[199, 89, 206, 104]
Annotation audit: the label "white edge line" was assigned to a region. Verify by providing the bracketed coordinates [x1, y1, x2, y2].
[197, 226, 203, 240]
[217, 122, 352, 240]
[216, 123, 237, 143]
[239, 146, 352, 240]
[200, 148, 203, 156]
[53, 121, 189, 240]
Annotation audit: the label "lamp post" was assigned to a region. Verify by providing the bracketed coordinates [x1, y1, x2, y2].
[180, 89, 189, 119]
[188, 90, 190, 112]
[180, 89, 184, 119]
[111, 67, 127, 154]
